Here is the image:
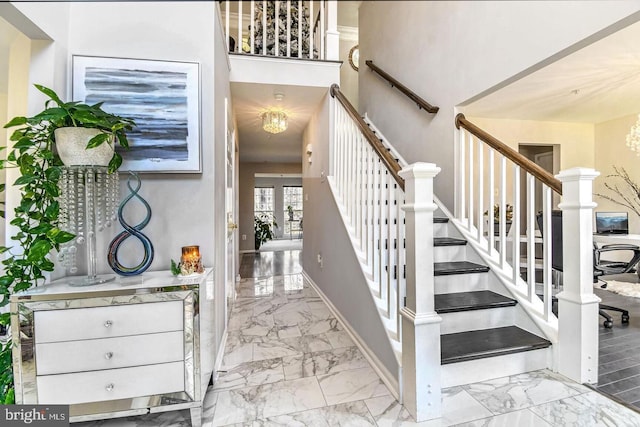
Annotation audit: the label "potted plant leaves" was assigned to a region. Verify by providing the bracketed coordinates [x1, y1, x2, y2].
[0, 84, 136, 403]
[254, 214, 278, 250]
[4, 84, 135, 173]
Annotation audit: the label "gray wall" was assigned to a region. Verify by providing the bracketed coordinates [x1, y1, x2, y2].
[7, 0, 231, 357]
[359, 1, 640, 212]
[6, 1, 222, 275]
[302, 93, 399, 380]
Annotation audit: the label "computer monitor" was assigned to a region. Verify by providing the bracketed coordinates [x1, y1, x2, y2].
[595, 212, 629, 234]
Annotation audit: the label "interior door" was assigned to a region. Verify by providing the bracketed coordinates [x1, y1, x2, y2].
[225, 98, 237, 323]
[534, 151, 554, 213]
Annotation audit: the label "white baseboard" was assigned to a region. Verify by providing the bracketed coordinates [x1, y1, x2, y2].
[213, 329, 228, 383]
[302, 270, 400, 399]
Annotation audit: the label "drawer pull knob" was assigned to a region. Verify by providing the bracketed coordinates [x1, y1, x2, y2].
[104, 352, 113, 360]
[104, 320, 113, 328]
[105, 383, 115, 392]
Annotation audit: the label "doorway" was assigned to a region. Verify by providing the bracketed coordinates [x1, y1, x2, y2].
[518, 143, 560, 249]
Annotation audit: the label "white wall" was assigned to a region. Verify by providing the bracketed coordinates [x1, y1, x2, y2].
[359, 1, 640, 211]
[594, 113, 640, 233]
[468, 116, 594, 212]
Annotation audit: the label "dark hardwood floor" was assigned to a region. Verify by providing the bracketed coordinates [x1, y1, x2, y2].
[594, 272, 640, 411]
[239, 249, 302, 278]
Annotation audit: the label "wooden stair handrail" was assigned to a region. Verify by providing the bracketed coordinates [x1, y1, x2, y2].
[455, 113, 562, 195]
[330, 84, 405, 191]
[365, 60, 439, 114]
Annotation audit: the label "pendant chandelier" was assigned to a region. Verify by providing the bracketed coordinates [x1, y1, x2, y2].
[262, 109, 288, 134]
[626, 114, 640, 156]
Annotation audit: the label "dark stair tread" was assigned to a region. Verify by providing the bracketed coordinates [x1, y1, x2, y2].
[441, 326, 551, 365]
[435, 290, 516, 314]
[434, 261, 490, 276]
[434, 237, 467, 246]
[434, 217, 449, 223]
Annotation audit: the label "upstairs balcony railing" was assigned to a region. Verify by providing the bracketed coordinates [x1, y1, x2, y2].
[220, 1, 338, 61]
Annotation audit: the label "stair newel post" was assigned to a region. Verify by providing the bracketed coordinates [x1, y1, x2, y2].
[556, 167, 600, 384]
[399, 162, 442, 422]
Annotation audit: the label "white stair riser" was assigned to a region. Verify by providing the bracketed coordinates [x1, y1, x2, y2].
[435, 273, 488, 294]
[434, 223, 449, 237]
[439, 306, 516, 334]
[434, 245, 467, 263]
[441, 347, 550, 388]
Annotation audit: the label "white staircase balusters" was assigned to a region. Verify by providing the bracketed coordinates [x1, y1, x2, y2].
[331, 86, 441, 421]
[542, 186, 553, 322]
[455, 115, 600, 385]
[455, 123, 555, 329]
[526, 174, 536, 304]
[332, 99, 408, 335]
[220, 1, 338, 60]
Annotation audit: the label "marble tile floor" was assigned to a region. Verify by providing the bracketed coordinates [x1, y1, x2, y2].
[78, 273, 640, 426]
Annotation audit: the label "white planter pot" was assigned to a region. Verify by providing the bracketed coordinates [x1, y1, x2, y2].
[54, 127, 114, 167]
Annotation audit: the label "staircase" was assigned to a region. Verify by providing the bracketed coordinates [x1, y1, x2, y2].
[352, 111, 553, 386]
[329, 85, 598, 422]
[432, 215, 551, 387]
[362, 114, 553, 378]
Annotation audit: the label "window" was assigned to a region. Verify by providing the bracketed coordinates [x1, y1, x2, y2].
[283, 186, 303, 236]
[254, 187, 274, 217]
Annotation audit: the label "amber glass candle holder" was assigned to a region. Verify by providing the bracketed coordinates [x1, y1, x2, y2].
[180, 245, 204, 275]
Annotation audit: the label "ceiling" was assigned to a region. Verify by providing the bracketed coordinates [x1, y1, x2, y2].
[465, 19, 640, 124]
[231, 82, 328, 163]
[230, 1, 360, 164]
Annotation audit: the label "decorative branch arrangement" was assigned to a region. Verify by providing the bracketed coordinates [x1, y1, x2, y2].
[248, 1, 317, 58]
[596, 166, 640, 217]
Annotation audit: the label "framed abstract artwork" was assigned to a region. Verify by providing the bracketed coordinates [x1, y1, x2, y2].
[72, 55, 201, 173]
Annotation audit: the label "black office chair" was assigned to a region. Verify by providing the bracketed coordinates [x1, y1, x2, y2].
[594, 244, 640, 287]
[537, 210, 637, 328]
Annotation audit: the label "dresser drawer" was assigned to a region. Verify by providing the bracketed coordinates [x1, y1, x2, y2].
[34, 301, 183, 343]
[36, 361, 185, 405]
[36, 331, 184, 375]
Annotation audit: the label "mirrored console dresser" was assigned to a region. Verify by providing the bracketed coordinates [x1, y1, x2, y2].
[10, 269, 214, 426]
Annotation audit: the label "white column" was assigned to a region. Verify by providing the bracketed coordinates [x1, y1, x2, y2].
[556, 167, 600, 384]
[324, 0, 340, 60]
[399, 162, 442, 422]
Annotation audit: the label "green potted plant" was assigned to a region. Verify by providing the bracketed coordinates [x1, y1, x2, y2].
[0, 84, 135, 403]
[287, 205, 294, 221]
[4, 84, 135, 173]
[254, 213, 277, 250]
